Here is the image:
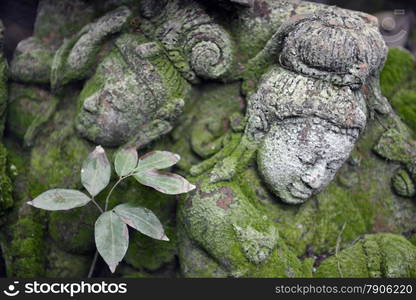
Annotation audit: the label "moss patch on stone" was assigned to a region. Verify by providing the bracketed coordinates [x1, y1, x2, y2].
[46, 243, 90, 278]
[0, 143, 13, 216]
[389, 82, 416, 133]
[316, 233, 416, 278]
[380, 48, 415, 98]
[6, 217, 46, 277]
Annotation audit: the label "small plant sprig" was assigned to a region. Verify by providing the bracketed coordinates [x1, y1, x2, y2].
[27, 146, 195, 276]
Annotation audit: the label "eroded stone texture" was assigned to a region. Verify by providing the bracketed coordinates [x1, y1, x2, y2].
[241, 8, 386, 204]
[176, 3, 416, 278]
[258, 117, 358, 204]
[75, 33, 190, 147]
[139, 0, 235, 82]
[3, 0, 416, 279]
[272, 7, 386, 88]
[7, 84, 58, 146]
[51, 6, 132, 89]
[316, 233, 416, 278]
[10, 0, 96, 85]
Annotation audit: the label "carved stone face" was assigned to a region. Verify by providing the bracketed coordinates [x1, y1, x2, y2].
[258, 117, 357, 204]
[75, 48, 164, 146]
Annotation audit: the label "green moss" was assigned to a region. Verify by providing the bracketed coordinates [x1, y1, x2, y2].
[125, 225, 177, 271]
[0, 143, 13, 215]
[76, 70, 104, 114]
[178, 107, 416, 278]
[30, 134, 90, 196]
[316, 233, 416, 278]
[373, 126, 414, 164]
[170, 82, 244, 172]
[10, 39, 53, 84]
[6, 217, 46, 277]
[408, 233, 416, 247]
[33, 1, 95, 44]
[390, 82, 416, 133]
[380, 48, 415, 98]
[150, 54, 190, 100]
[48, 204, 99, 254]
[179, 176, 310, 277]
[46, 243, 90, 277]
[7, 84, 58, 142]
[29, 108, 91, 196]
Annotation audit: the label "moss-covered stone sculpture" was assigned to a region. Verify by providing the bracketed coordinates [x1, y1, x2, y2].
[2, 0, 416, 278]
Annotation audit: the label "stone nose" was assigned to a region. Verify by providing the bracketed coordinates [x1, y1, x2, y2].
[301, 160, 327, 189]
[83, 93, 100, 114]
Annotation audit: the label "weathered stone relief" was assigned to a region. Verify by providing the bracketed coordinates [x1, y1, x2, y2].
[177, 2, 416, 277]
[1, 0, 416, 278]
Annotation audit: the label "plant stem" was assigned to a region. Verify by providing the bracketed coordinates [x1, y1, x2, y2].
[91, 197, 104, 213]
[104, 176, 127, 211]
[88, 250, 99, 278]
[89, 175, 132, 277]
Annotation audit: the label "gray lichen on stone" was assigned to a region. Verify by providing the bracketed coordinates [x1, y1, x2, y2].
[240, 7, 388, 204]
[140, 0, 235, 82]
[10, 38, 53, 84]
[233, 224, 278, 264]
[75, 33, 190, 147]
[247, 67, 367, 203]
[3, 0, 416, 279]
[267, 7, 387, 88]
[10, 0, 96, 85]
[51, 6, 132, 89]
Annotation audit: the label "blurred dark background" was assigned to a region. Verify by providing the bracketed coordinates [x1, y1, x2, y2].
[0, 0, 415, 60]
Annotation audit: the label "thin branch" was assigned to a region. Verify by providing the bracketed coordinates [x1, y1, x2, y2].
[104, 177, 123, 211]
[91, 197, 104, 213]
[104, 175, 132, 211]
[88, 250, 99, 278]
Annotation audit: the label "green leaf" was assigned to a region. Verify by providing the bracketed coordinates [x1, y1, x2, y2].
[27, 189, 91, 210]
[136, 151, 180, 172]
[114, 203, 169, 241]
[81, 146, 111, 197]
[115, 147, 138, 177]
[134, 170, 196, 195]
[95, 211, 129, 273]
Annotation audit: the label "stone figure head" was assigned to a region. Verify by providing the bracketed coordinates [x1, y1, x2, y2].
[70, 0, 235, 147]
[253, 68, 367, 204]
[75, 34, 188, 147]
[248, 7, 387, 204]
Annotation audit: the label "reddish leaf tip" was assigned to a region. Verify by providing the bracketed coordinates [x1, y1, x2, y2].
[188, 184, 196, 191]
[95, 145, 105, 154]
